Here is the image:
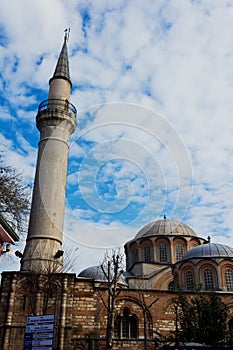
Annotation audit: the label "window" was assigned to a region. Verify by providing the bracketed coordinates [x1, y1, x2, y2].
[203, 268, 214, 291]
[229, 318, 233, 331]
[130, 316, 137, 338]
[186, 271, 193, 290]
[144, 246, 151, 262]
[168, 281, 175, 291]
[114, 316, 121, 338]
[122, 309, 129, 338]
[159, 243, 167, 262]
[176, 243, 183, 261]
[225, 269, 233, 291]
[23, 295, 27, 310]
[114, 308, 138, 339]
[132, 248, 139, 263]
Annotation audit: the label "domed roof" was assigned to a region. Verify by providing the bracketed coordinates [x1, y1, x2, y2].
[182, 243, 233, 260]
[78, 266, 107, 281]
[135, 219, 197, 239]
[78, 265, 127, 285]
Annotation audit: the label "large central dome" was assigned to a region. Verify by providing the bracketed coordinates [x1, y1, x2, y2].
[135, 219, 197, 239]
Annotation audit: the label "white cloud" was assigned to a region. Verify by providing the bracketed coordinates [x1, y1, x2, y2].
[0, 106, 15, 121]
[1, 1, 233, 272]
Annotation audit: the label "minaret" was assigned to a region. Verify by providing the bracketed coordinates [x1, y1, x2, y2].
[21, 31, 76, 272]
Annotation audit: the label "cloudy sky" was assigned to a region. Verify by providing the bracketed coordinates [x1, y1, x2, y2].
[1, 0, 233, 273]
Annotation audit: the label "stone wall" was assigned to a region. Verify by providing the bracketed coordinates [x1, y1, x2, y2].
[1, 271, 233, 349]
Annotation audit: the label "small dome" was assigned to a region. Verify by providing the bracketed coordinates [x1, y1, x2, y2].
[78, 266, 106, 281]
[182, 243, 233, 260]
[135, 219, 197, 239]
[78, 265, 127, 285]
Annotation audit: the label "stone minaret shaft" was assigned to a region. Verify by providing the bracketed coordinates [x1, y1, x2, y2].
[21, 34, 76, 272]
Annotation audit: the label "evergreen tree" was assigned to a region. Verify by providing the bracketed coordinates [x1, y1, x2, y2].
[173, 290, 228, 347]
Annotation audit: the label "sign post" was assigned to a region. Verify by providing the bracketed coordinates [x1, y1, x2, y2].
[23, 314, 55, 350]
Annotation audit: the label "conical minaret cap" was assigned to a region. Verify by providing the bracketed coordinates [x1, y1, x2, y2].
[50, 30, 72, 86]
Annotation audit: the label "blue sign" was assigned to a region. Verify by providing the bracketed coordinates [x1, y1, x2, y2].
[24, 314, 55, 350]
[26, 315, 55, 324]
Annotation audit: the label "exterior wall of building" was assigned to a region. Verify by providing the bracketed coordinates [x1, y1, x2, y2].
[0, 214, 19, 258]
[0, 271, 178, 350]
[126, 234, 205, 276]
[0, 272, 77, 350]
[174, 257, 233, 292]
[1, 270, 233, 350]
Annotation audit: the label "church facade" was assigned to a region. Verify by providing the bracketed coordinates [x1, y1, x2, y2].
[1, 35, 233, 350]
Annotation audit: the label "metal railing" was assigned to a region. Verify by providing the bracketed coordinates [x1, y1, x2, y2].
[38, 99, 77, 117]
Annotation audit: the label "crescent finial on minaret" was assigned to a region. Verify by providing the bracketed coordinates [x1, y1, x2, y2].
[64, 27, 70, 42]
[49, 29, 72, 87]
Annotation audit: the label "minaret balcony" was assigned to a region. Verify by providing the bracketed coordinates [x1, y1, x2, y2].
[36, 98, 77, 133]
[38, 98, 77, 118]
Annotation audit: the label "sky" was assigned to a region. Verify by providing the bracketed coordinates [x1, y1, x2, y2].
[1, 0, 233, 273]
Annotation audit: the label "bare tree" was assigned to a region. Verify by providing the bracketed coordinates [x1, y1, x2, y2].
[99, 250, 124, 350]
[62, 244, 79, 273]
[24, 268, 62, 315]
[21, 246, 78, 315]
[134, 279, 158, 350]
[0, 153, 30, 233]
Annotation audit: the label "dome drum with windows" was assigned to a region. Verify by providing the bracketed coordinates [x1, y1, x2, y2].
[174, 242, 233, 292]
[124, 219, 206, 289]
[79, 217, 233, 292]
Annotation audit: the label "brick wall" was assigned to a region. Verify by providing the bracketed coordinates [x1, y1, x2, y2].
[1, 271, 233, 350]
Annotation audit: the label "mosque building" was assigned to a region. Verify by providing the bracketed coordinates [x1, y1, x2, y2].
[1, 34, 233, 350]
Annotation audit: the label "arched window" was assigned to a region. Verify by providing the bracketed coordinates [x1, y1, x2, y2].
[144, 246, 151, 262]
[186, 271, 193, 290]
[225, 269, 233, 291]
[168, 281, 175, 291]
[114, 316, 121, 338]
[132, 248, 139, 263]
[176, 243, 183, 261]
[159, 243, 167, 262]
[130, 315, 138, 338]
[203, 268, 214, 291]
[122, 308, 129, 338]
[114, 308, 138, 339]
[229, 318, 233, 331]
